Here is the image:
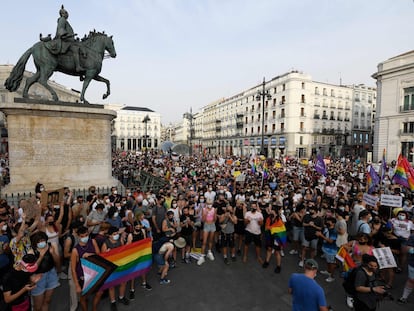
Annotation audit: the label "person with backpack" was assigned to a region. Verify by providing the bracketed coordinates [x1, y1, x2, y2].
[353, 254, 386, 311]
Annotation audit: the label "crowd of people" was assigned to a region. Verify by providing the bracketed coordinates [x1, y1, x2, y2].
[0, 150, 414, 311]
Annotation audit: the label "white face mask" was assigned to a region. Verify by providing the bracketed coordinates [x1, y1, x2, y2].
[105, 199, 110, 204]
[172, 204, 177, 208]
[113, 234, 120, 241]
[1, 224, 7, 231]
[114, 212, 119, 218]
[398, 215, 406, 221]
[113, 190, 118, 195]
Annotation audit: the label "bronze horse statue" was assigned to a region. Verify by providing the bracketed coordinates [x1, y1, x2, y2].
[5, 31, 116, 103]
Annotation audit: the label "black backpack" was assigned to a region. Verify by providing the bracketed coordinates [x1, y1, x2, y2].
[343, 266, 369, 296]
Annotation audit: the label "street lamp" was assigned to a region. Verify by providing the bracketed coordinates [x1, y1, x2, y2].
[142, 115, 150, 165]
[256, 77, 272, 156]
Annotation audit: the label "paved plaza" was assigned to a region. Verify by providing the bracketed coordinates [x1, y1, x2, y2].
[51, 248, 410, 311]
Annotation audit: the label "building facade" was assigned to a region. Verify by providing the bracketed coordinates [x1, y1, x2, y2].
[373, 50, 414, 163]
[188, 71, 376, 159]
[106, 104, 161, 152]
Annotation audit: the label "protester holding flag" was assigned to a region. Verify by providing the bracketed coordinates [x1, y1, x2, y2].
[70, 226, 101, 311]
[101, 227, 129, 311]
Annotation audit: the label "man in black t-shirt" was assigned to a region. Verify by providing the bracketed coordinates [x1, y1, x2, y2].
[3, 254, 40, 310]
[300, 205, 323, 268]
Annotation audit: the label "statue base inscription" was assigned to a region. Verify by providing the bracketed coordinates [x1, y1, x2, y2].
[0, 99, 119, 195]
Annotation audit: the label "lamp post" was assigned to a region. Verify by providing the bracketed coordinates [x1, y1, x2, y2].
[256, 77, 272, 156]
[142, 115, 150, 165]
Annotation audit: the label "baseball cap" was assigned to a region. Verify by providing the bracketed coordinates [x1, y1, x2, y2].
[304, 258, 319, 270]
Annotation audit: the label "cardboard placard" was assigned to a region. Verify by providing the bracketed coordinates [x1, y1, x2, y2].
[373, 247, 397, 269]
[41, 188, 65, 209]
[380, 194, 402, 208]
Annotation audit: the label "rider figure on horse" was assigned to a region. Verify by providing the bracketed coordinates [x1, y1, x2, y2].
[55, 5, 85, 73]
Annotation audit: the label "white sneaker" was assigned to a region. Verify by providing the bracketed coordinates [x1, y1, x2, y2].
[280, 250, 285, 257]
[320, 270, 330, 276]
[346, 296, 354, 309]
[197, 255, 205, 266]
[325, 277, 335, 283]
[207, 251, 215, 261]
[289, 249, 298, 255]
[298, 260, 304, 268]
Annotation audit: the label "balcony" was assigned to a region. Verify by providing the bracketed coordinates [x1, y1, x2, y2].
[215, 126, 221, 132]
[279, 114, 286, 119]
[330, 116, 335, 120]
[400, 106, 414, 113]
[314, 114, 320, 119]
[300, 114, 306, 117]
[280, 101, 285, 105]
[314, 102, 320, 107]
[355, 98, 360, 102]
[322, 115, 328, 120]
[299, 128, 306, 133]
[399, 129, 414, 136]
[236, 121, 243, 129]
[344, 118, 350, 121]
[345, 106, 351, 110]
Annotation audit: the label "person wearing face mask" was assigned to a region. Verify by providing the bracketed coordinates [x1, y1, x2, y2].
[243, 202, 264, 265]
[300, 205, 323, 268]
[356, 210, 372, 235]
[109, 187, 121, 204]
[70, 226, 100, 311]
[101, 226, 129, 310]
[106, 206, 122, 229]
[353, 254, 385, 311]
[30, 231, 60, 311]
[288, 259, 329, 311]
[391, 210, 413, 273]
[397, 230, 414, 304]
[2, 254, 41, 311]
[86, 204, 106, 238]
[43, 211, 66, 280]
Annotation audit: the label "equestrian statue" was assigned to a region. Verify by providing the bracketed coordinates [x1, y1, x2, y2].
[4, 5, 117, 104]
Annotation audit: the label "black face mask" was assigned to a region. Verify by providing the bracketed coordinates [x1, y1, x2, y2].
[359, 241, 367, 245]
[48, 221, 55, 226]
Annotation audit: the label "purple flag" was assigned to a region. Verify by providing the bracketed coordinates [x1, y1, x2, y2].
[315, 154, 327, 176]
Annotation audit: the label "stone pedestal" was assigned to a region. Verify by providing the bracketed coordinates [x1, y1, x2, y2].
[0, 99, 119, 195]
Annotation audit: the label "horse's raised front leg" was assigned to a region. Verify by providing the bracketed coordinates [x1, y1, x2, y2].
[23, 71, 40, 98]
[93, 75, 111, 99]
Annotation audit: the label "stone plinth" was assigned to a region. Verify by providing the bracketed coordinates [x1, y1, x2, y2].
[0, 99, 119, 194]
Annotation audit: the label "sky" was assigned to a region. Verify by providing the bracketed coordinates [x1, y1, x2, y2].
[1, 0, 414, 124]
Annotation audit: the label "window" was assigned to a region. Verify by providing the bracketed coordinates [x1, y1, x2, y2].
[402, 141, 414, 162]
[272, 111, 276, 118]
[301, 82, 305, 89]
[245, 117, 248, 124]
[301, 94, 305, 103]
[300, 107, 305, 117]
[0, 94, 5, 103]
[282, 84, 286, 91]
[272, 124, 276, 132]
[331, 89, 335, 97]
[281, 95, 286, 104]
[323, 88, 327, 96]
[403, 122, 414, 133]
[403, 87, 414, 111]
[257, 126, 260, 134]
[299, 136, 303, 145]
[281, 123, 285, 131]
[300, 122, 304, 131]
[281, 108, 285, 118]
[264, 125, 268, 133]
[315, 87, 319, 95]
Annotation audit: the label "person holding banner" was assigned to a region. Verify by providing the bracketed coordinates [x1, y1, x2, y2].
[70, 226, 100, 311]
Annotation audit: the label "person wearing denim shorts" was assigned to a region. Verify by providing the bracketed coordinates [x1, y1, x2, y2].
[30, 231, 60, 311]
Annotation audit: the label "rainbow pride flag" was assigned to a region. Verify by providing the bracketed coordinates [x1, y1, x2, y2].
[393, 154, 414, 191]
[336, 246, 356, 272]
[267, 218, 287, 247]
[100, 238, 152, 290]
